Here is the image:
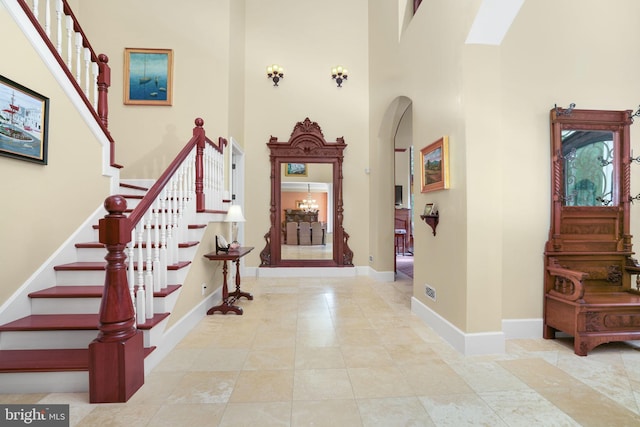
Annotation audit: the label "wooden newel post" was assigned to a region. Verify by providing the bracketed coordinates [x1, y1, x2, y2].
[194, 118, 205, 212]
[89, 195, 144, 403]
[97, 54, 110, 129]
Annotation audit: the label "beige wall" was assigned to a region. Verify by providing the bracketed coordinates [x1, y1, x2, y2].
[370, 0, 640, 334]
[368, 1, 478, 330]
[242, 0, 370, 268]
[497, 0, 640, 322]
[0, 6, 110, 305]
[76, 0, 232, 179]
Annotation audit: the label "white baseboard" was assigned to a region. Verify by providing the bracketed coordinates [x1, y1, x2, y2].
[411, 297, 505, 356]
[246, 265, 394, 280]
[502, 318, 543, 339]
[143, 286, 222, 374]
[0, 372, 88, 394]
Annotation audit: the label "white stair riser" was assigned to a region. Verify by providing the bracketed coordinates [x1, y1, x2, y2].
[0, 328, 158, 350]
[1, 330, 99, 349]
[75, 247, 108, 263]
[143, 317, 169, 347]
[55, 268, 188, 285]
[30, 293, 179, 315]
[31, 298, 101, 315]
[0, 372, 88, 394]
[91, 226, 205, 243]
[75, 244, 200, 264]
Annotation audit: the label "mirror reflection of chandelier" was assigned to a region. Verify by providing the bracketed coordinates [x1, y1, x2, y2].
[299, 184, 318, 211]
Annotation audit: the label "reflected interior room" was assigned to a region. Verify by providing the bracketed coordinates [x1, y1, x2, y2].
[281, 165, 334, 260]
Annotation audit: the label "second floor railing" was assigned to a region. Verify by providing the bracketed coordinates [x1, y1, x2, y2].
[17, 0, 117, 166]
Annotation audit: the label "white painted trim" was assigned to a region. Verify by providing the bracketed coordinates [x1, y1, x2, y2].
[143, 286, 222, 373]
[246, 265, 393, 280]
[253, 266, 358, 278]
[502, 318, 543, 339]
[0, 372, 88, 394]
[411, 297, 505, 356]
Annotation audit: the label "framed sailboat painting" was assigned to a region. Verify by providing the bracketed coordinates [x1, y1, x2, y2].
[124, 48, 173, 106]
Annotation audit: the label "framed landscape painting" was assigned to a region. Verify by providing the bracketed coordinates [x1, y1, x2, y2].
[0, 75, 49, 165]
[420, 136, 449, 193]
[124, 48, 173, 105]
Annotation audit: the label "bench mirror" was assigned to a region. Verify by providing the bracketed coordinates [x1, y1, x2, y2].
[544, 106, 640, 355]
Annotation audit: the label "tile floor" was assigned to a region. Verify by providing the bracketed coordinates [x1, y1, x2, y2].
[3, 274, 640, 426]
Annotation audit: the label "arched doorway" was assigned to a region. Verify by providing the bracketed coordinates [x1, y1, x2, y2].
[376, 96, 413, 280]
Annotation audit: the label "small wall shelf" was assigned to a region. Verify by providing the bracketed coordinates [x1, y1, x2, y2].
[419, 213, 439, 236]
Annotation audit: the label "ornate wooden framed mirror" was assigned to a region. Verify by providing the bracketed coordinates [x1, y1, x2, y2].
[259, 118, 354, 267]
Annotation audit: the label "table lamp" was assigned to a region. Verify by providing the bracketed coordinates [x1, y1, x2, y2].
[224, 205, 246, 249]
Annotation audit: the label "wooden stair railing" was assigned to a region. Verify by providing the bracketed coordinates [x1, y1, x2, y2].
[16, 0, 118, 167]
[91, 118, 226, 403]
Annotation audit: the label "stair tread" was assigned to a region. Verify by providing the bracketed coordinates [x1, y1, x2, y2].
[54, 261, 191, 270]
[75, 241, 199, 249]
[119, 183, 149, 191]
[29, 284, 182, 298]
[0, 313, 170, 331]
[0, 347, 156, 373]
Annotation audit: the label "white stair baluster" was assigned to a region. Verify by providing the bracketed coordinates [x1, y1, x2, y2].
[65, 15, 72, 67]
[136, 222, 145, 324]
[177, 167, 185, 244]
[153, 203, 161, 292]
[33, 0, 40, 19]
[44, 0, 51, 37]
[127, 228, 136, 314]
[160, 188, 169, 290]
[92, 62, 99, 109]
[127, 228, 136, 326]
[55, 0, 62, 54]
[74, 32, 82, 83]
[144, 213, 154, 319]
[165, 185, 174, 268]
[170, 180, 179, 265]
[84, 47, 91, 97]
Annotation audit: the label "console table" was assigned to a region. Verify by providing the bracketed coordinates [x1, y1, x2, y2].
[204, 246, 254, 315]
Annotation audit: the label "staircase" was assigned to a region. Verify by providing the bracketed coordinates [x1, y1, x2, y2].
[0, 182, 209, 393]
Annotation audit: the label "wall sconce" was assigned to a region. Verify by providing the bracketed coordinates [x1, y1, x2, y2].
[267, 64, 284, 86]
[331, 66, 348, 87]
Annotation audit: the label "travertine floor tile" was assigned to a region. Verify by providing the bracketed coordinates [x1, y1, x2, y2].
[348, 366, 414, 399]
[219, 402, 291, 426]
[8, 274, 640, 427]
[293, 368, 354, 400]
[229, 370, 294, 402]
[357, 396, 435, 427]
[292, 399, 362, 426]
